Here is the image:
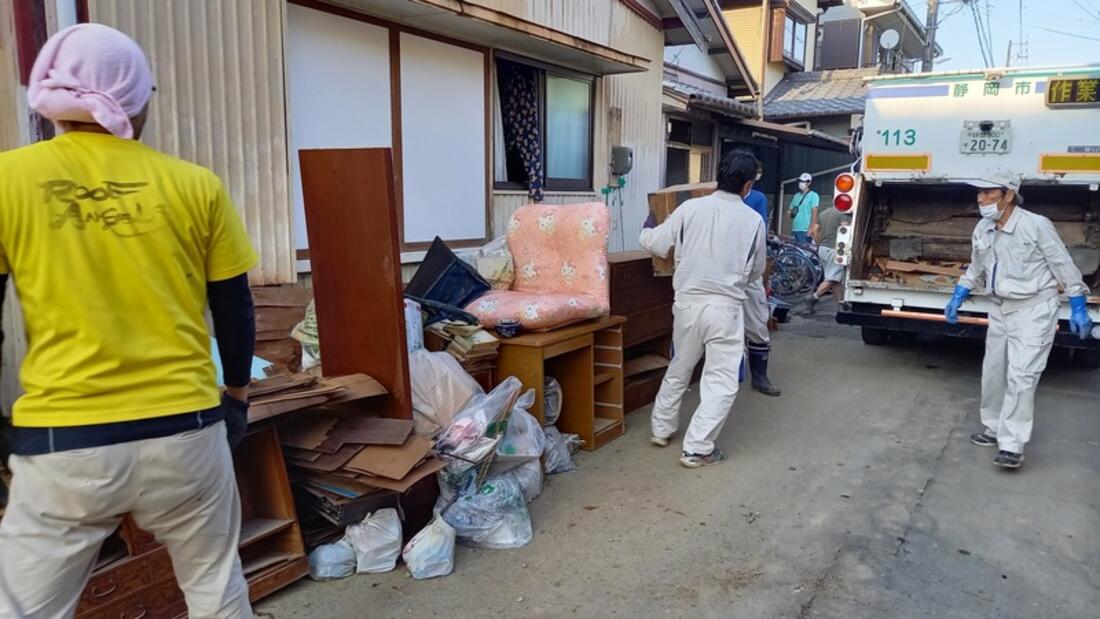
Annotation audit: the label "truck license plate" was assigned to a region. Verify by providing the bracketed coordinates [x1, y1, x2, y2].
[960, 127, 1011, 155]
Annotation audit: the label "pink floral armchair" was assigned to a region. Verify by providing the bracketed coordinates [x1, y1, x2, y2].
[466, 202, 611, 331]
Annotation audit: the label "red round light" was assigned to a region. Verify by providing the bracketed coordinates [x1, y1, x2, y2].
[834, 194, 854, 212]
[835, 174, 855, 193]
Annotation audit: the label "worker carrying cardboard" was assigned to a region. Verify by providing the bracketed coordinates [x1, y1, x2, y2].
[640, 150, 766, 468]
[0, 24, 257, 617]
[945, 168, 1093, 470]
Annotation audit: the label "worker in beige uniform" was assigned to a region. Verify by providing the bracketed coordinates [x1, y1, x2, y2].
[640, 151, 766, 468]
[945, 168, 1093, 469]
[807, 205, 850, 313]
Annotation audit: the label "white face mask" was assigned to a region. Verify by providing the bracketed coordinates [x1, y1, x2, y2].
[978, 203, 1003, 220]
[755, 172, 763, 182]
[798, 182, 810, 191]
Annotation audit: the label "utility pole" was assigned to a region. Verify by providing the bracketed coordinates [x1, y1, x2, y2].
[1005, 40, 1013, 67]
[922, 0, 939, 72]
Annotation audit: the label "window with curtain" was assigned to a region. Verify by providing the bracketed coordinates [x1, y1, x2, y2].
[494, 57, 594, 196]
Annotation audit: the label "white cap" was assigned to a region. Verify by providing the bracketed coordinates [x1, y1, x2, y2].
[799, 173, 813, 182]
[963, 167, 1022, 192]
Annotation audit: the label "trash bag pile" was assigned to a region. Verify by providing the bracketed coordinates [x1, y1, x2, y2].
[309, 350, 586, 583]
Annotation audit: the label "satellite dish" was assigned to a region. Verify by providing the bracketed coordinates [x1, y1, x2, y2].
[880, 29, 900, 51]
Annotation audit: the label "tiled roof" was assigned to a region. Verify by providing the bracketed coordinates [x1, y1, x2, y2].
[663, 80, 757, 119]
[763, 68, 881, 120]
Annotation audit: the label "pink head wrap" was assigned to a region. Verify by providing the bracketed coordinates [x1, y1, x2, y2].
[27, 23, 153, 139]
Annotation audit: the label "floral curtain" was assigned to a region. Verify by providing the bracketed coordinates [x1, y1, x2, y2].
[497, 60, 544, 202]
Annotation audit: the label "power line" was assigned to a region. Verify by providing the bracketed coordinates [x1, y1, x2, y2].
[1070, 0, 1100, 22]
[987, 8, 1100, 42]
[969, 1, 993, 66]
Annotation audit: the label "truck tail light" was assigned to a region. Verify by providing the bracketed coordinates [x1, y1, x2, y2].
[834, 194, 853, 212]
[835, 174, 855, 192]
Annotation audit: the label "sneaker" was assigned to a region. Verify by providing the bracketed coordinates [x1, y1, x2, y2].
[970, 433, 997, 447]
[807, 295, 819, 315]
[650, 435, 669, 447]
[993, 450, 1024, 469]
[680, 448, 727, 469]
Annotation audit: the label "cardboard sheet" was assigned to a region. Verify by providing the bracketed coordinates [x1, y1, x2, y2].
[291, 444, 363, 473]
[280, 415, 337, 450]
[283, 446, 322, 462]
[344, 435, 432, 480]
[357, 458, 445, 493]
[330, 417, 414, 446]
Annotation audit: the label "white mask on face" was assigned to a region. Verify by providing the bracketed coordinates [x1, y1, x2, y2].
[978, 203, 1003, 220]
[798, 181, 810, 191]
[755, 172, 763, 182]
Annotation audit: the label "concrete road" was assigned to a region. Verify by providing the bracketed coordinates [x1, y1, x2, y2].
[259, 307, 1100, 618]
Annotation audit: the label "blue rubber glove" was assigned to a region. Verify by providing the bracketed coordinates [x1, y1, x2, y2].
[1068, 295, 1092, 340]
[944, 284, 971, 325]
[643, 213, 656, 229]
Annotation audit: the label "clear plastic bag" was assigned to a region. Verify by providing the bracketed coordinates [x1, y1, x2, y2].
[442, 474, 533, 549]
[437, 377, 522, 483]
[489, 390, 545, 475]
[542, 377, 563, 426]
[402, 512, 456, 580]
[343, 508, 402, 574]
[543, 425, 582, 474]
[503, 458, 543, 503]
[409, 349, 483, 437]
[307, 540, 356, 581]
[474, 236, 515, 290]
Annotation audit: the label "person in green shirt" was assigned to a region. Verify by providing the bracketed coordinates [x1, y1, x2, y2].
[788, 172, 820, 244]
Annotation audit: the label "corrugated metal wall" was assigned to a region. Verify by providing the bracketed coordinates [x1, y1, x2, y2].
[88, 0, 295, 285]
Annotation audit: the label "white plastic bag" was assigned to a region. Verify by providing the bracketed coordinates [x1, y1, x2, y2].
[475, 236, 514, 290]
[307, 540, 356, 581]
[409, 349, 483, 436]
[504, 458, 543, 503]
[543, 377, 563, 426]
[543, 425, 582, 474]
[490, 390, 545, 475]
[442, 474, 533, 549]
[343, 508, 402, 574]
[402, 513, 456, 579]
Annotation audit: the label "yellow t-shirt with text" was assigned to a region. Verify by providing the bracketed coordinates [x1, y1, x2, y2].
[0, 131, 257, 427]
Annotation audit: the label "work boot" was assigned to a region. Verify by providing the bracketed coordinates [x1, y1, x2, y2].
[807, 294, 820, 315]
[747, 344, 782, 397]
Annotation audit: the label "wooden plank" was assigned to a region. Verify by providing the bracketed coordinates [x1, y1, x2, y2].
[884, 260, 966, 278]
[299, 148, 412, 420]
[595, 372, 614, 386]
[624, 354, 670, 377]
[239, 518, 296, 549]
[495, 315, 626, 348]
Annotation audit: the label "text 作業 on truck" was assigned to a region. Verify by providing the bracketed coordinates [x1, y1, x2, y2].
[827, 65, 1100, 367]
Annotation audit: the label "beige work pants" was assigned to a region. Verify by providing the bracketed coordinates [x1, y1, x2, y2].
[980, 297, 1059, 454]
[0, 422, 252, 619]
[651, 301, 744, 455]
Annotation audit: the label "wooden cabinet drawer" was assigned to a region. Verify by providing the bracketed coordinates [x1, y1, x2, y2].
[78, 576, 185, 619]
[77, 549, 174, 615]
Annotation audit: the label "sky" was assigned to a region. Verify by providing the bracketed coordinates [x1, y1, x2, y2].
[908, 0, 1100, 71]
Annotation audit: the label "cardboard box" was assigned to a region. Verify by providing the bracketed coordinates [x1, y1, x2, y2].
[646, 181, 717, 276]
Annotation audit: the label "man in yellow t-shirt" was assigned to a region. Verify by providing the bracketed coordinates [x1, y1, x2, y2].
[0, 24, 257, 618]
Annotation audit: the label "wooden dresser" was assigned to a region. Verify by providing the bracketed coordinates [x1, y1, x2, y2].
[74, 426, 307, 618]
[608, 252, 674, 414]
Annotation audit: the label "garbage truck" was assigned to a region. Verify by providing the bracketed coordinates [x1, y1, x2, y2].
[830, 65, 1100, 367]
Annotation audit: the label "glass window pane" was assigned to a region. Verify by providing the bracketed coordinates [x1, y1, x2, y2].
[546, 75, 591, 180]
[784, 17, 795, 56]
[795, 22, 807, 63]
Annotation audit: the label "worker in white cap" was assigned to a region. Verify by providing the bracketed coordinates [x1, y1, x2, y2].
[787, 172, 819, 244]
[945, 168, 1093, 469]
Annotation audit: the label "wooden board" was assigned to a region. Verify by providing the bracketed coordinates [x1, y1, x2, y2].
[624, 354, 670, 377]
[299, 148, 412, 420]
[884, 260, 966, 277]
[495, 316, 626, 348]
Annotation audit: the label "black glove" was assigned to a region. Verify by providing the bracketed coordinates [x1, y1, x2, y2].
[222, 393, 250, 450]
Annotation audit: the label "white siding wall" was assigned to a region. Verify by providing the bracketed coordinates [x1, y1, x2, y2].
[88, 0, 295, 285]
[489, 0, 665, 253]
[664, 45, 727, 82]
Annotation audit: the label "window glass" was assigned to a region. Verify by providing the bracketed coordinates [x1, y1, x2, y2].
[546, 74, 591, 180]
[784, 16, 795, 58]
[795, 22, 807, 64]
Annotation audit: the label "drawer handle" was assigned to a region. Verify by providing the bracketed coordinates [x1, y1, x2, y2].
[91, 579, 118, 599]
[123, 605, 148, 619]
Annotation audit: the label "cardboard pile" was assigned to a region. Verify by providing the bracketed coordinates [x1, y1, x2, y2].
[247, 373, 386, 424]
[647, 181, 718, 276]
[281, 414, 444, 528]
[870, 258, 967, 289]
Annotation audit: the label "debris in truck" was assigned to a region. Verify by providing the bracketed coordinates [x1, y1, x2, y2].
[883, 260, 967, 278]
